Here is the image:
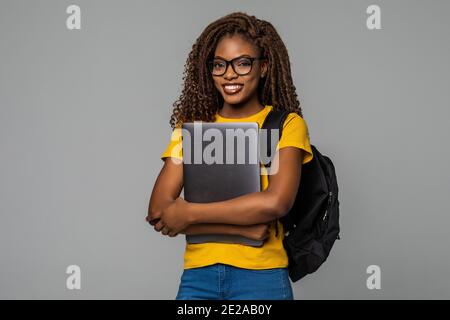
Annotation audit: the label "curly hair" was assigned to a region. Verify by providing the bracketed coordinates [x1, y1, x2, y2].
[169, 11, 304, 129]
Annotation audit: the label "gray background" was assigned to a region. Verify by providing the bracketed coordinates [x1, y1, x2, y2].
[1, 0, 449, 299]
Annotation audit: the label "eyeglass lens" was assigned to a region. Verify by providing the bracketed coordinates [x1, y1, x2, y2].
[210, 57, 253, 75]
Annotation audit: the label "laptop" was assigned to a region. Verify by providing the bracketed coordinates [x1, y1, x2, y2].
[182, 121, 264, 247]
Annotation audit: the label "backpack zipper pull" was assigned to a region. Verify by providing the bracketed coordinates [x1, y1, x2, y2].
[322, 192, 333, 221]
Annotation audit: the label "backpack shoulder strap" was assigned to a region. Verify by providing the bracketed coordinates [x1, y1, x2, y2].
[260, 109, 290, 168]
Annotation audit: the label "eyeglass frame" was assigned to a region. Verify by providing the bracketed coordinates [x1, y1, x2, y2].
[207, 55, 267, 76]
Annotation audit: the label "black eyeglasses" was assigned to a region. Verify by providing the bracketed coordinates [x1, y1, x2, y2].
[207, 56, 266, 76]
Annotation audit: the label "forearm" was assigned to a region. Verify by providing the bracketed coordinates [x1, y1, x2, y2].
[148, 197, 174, 223]
[188, 190, 283, 226]
[180, 223, 245, 236]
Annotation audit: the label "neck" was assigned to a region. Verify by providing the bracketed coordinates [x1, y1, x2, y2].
[219, 97, 265, 119]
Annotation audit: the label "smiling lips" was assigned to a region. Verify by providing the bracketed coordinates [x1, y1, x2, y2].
[222, 84, 244, 95]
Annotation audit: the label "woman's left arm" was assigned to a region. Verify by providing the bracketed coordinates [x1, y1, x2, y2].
[155, 147, 304, 235]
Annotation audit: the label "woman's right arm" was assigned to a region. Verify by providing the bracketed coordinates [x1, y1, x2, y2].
[147, 157, 270, 240]
[181, 222, 271, 241]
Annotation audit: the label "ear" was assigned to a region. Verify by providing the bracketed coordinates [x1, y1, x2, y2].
[260, 59, 269, 77]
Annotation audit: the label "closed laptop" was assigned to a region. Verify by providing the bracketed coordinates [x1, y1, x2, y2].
[182, 122, 263, 247]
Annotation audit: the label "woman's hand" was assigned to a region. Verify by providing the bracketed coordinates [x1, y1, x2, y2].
[153, 197, 192, 237]
[146, 211, 162, 226]
[242, 223, 271, 241]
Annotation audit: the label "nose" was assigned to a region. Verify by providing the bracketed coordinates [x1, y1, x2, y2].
[223, 62, 238, 80]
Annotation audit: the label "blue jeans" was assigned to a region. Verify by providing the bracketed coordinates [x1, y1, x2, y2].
[175, 263, 294, 300]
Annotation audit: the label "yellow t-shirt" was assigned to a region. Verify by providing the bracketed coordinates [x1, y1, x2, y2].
[160, 105, 313, 270]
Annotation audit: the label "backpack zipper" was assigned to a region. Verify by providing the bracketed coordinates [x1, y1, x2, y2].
[323, 191, 341, 240]
[322, 191, 333, 221]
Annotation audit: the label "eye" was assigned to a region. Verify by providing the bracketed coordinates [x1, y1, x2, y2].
[236, 58, 252, 66]
[213, 60, 225, 68]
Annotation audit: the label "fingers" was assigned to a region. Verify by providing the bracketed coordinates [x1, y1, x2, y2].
[161, 226, 178, 237]
[147, 217, 177, 237]
[149, 218, 160, 226]
[161, 226, 170, 235]
[146, 215, 161, 226]
[156, 222, 173, 237]
[154, 220, 165, 232]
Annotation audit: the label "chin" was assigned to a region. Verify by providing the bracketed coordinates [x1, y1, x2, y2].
[223, 94, 248, 105]
[224, 98, 243, 105]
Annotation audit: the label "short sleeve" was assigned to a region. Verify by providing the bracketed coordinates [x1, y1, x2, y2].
[275, 113, 313, 164]
[160, 126, 183, 162]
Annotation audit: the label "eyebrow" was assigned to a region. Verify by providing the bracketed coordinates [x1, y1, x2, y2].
[214, 54, 252, 60]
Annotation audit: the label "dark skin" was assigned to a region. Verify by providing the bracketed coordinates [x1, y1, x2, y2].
[147, 33, 304, 239]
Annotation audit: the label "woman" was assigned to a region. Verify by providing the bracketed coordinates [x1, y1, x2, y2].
[147, 12, 313, 300]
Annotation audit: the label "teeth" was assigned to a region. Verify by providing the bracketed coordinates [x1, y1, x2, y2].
[224, 85, 242, 90]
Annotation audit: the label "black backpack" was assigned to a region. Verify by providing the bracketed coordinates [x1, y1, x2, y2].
[260, 109, 341, 282]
